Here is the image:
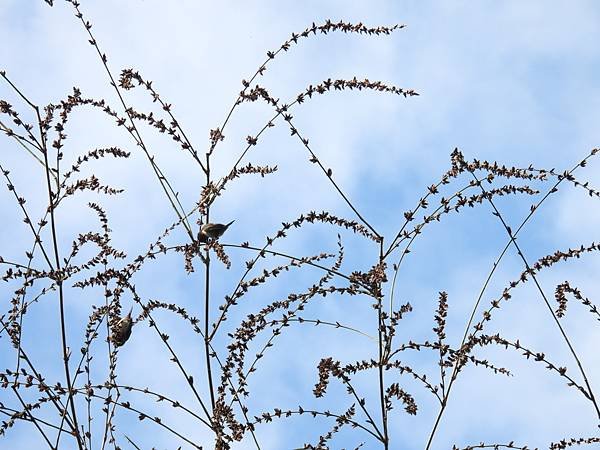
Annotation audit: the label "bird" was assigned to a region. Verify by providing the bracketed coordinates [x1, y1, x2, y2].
[198, 220, 235, 242]
[111, 307, 134, 347]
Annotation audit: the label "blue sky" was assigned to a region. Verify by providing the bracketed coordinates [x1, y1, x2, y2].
[1, 1, 600, 449]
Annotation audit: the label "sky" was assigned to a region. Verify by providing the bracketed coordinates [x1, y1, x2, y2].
[1, 1, 600, 449]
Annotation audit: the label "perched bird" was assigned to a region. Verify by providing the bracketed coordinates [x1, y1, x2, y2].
[111, 307, 133, 347]
[198, 220, 235, 242]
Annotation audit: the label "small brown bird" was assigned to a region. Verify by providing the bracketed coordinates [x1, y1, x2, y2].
[111, 307, 133, 347]
[198, 220, 235, 242]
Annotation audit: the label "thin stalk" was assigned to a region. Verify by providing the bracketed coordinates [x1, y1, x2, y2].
[469, 170, 600, 419]
[68, 1, 194, 239]
[0, 119, 56, 180]
[38, 105, 84, 450]
[377, 241, 388, 449]
[424, 150, 598, 449]
[0, 318, 77, 437]
[12, 387, 56, 449]
[204, 152, 216, 414]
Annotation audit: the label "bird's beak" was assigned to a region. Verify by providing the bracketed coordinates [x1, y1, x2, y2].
[127, 306, 133, 317]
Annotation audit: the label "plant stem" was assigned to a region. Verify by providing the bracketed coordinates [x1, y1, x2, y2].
[38, 108, 84, 450]
[204, 153, 216, 414]
[377, 241, 388, 449]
